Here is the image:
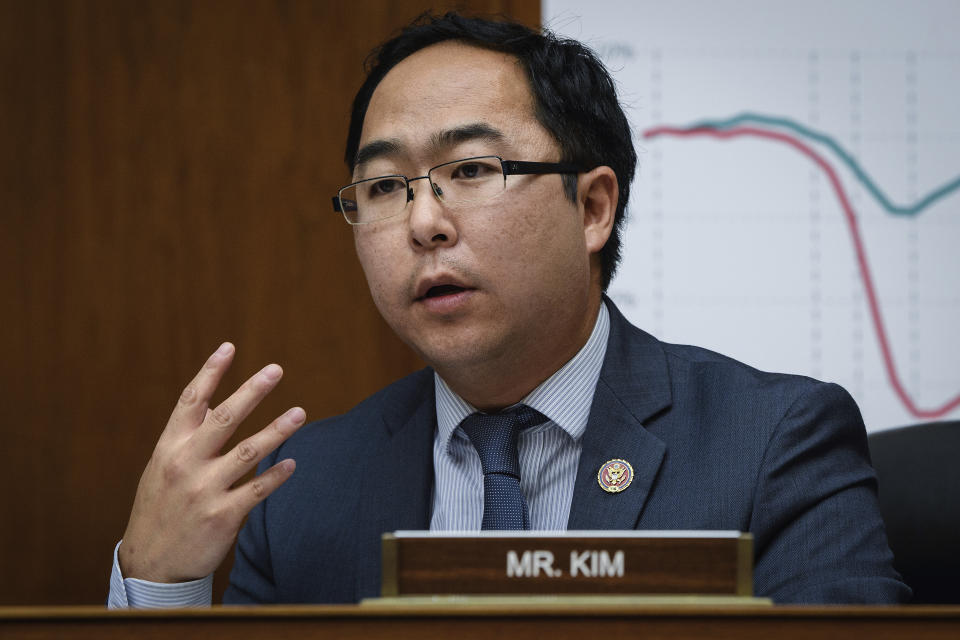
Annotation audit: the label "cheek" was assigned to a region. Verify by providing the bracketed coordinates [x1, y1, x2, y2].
[506, 188, 585, 254]
[354, 229, 400, 304]
[485, 180, 570, 239]
[470, 193, 587, 289]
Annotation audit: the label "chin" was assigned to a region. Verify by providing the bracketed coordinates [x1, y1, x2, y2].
[406, 328, 497, 371]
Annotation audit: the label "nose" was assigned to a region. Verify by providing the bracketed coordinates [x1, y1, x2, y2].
[407, 177, 458, 251]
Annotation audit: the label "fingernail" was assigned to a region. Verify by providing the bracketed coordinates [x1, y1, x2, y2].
[261, 364, 282, 380]
[285, 407, 306, 423]
[216, 342, 234, 356]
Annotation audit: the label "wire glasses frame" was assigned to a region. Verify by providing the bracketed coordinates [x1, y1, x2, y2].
[332, 155, 583, 225]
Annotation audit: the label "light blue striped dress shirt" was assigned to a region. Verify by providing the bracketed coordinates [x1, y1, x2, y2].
[109, 303, 609, 607]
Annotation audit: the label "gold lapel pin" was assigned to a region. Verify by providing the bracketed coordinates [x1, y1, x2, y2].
[598, 459, 634, 493]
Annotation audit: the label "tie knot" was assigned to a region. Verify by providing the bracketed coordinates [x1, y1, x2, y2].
[460, 405, 546, 476]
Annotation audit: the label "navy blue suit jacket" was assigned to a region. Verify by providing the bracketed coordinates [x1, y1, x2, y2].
[225, 301, 910, 604]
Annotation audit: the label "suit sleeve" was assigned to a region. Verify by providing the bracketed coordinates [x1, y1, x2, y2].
[748, 381, 911, 603]
[222, 452, 280, 604]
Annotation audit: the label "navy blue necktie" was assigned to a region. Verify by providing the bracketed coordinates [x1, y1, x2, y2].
[460, 405, 547, 530]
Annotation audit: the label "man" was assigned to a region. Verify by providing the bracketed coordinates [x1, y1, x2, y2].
[109, 13, 910, 606]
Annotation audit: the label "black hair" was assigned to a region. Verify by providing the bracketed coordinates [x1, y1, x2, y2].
[344, 12, 636, 291]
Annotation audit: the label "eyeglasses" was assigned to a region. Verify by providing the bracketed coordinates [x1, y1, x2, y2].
[332, 155, 583, 225]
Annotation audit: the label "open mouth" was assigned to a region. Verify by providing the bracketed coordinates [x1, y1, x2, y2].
[421, 284, 467, 299]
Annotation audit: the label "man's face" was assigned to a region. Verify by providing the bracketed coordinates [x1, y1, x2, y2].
[352, 41, 600, 395]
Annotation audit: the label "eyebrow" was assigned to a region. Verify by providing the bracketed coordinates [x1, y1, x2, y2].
[353, 122, 507, 169]
[430, 122, 506, 151]
[353, 139, 403, 169]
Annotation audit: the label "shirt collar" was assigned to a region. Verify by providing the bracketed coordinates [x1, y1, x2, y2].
[435, 301, 610, 449]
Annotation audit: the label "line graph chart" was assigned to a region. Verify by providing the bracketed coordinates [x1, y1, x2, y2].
[645, 122, 960, 419]
[671, 114, 960, 217]
[545, 0, 960, 430]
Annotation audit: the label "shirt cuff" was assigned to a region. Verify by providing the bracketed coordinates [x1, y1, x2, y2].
[108, 540, 213, 608]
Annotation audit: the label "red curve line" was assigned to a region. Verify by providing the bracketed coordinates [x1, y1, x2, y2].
[644, 125, 960, 420]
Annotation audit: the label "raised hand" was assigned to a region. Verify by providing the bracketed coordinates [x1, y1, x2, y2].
[118, 342, 305, 583]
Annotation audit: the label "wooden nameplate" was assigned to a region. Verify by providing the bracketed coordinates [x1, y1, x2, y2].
[381, 531, 753, 597]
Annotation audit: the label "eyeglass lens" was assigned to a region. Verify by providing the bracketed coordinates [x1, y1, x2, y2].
[339, 156, 506, 224]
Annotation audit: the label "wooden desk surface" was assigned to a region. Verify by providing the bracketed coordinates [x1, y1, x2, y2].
[2, 602, 959, 640]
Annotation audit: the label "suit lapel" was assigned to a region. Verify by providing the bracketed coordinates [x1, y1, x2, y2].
[355, 372, 436, 599]
[567, 299, 672, 530]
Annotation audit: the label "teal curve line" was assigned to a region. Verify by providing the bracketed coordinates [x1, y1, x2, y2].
[680, 113, 960, 217]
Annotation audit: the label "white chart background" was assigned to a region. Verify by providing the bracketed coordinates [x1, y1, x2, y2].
[543, 0, 960, 431]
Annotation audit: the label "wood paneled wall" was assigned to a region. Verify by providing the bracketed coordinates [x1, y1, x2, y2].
[0, 0, 539, 605]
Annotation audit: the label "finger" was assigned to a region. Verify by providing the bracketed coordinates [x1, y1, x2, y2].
[229, 457, 297, 517]
[191, 363, 284, 456]
[216, 407, 306, 488]
[167, 342, 236, 434]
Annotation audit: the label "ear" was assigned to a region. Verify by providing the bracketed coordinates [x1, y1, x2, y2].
[578, 166, 618, 254]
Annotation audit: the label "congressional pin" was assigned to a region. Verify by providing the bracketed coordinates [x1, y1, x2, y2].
[598, 459, 634, 493]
